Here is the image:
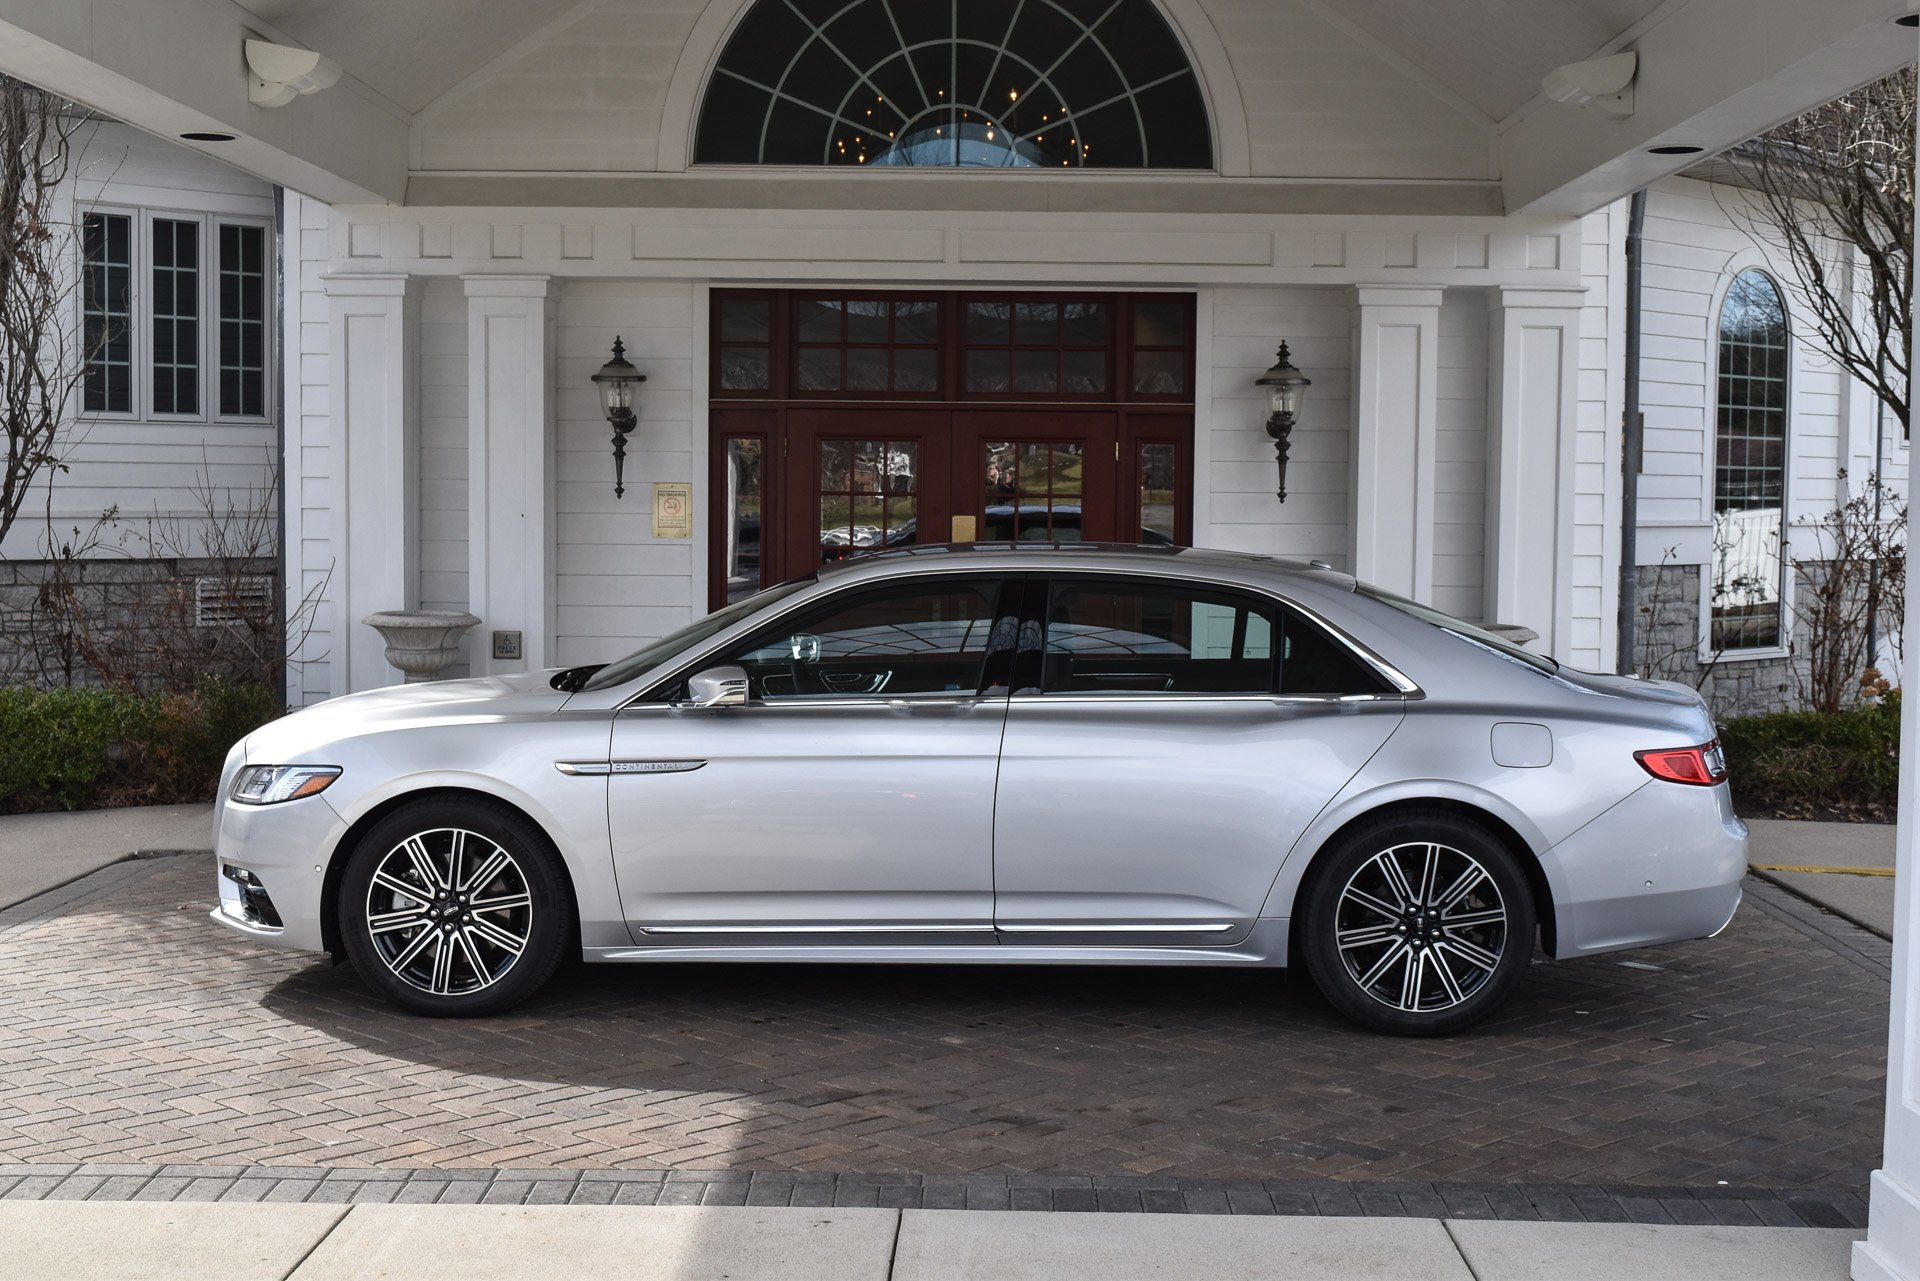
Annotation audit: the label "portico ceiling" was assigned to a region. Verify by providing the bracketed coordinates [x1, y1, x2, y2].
[0, 0, 1908, 213]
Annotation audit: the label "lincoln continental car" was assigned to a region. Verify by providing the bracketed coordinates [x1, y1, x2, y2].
[211, 545, 1745, 1035]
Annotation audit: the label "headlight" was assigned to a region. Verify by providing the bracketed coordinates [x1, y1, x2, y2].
[231, 765, 341, 805]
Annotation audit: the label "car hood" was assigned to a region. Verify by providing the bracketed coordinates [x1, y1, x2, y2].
[242, 670, 570, 761]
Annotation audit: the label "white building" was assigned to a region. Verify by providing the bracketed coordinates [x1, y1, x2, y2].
[7, 2, 1920, 1277]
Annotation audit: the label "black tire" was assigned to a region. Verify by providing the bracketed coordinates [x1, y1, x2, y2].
[1299, 809, 1535, 1036]
[338, 798, 575, 1017]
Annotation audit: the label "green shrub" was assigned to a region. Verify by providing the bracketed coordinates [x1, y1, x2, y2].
[0, 679, 281, 813]
[1719, 697, 1900, 821]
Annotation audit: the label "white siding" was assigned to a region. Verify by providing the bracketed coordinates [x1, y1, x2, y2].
[1573, 201, 1625, 672]
[552, 280, 698, 666]
[1434, 290, 1487, 623]
[1202, 287, 1351, 565]
[0, 122, 278, 562]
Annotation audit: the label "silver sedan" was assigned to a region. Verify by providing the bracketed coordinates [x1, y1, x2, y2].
[211, 545, 1746, 1035]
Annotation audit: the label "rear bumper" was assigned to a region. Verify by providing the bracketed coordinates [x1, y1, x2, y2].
[1541, 778, 1747, 958]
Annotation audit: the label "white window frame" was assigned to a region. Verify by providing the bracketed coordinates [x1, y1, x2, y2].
[1698, 262, 1795, 665]
[73, 205, 276, 426]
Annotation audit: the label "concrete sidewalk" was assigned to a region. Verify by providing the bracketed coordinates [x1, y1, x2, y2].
[0, 803, 210, 909]
[0, 1201, 1866, 1281]
[1746, 817, 1896, 938]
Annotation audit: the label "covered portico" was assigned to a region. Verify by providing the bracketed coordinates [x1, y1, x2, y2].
[5, 0, 1920, 1274]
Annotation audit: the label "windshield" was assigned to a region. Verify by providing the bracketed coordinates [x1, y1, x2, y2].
[579, 579, 813, 692]
[1356, 585, 1557, 675]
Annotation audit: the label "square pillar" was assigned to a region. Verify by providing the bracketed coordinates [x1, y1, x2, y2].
[1350, 286, 1443, 599]
[324, 273, 419, 694]
[463, 275, 557, 675]
[1485, 286, 1585, 653]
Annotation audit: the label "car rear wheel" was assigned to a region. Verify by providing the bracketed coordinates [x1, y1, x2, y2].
[1300, 810, 1535, 1036]
[338, 799, 574, 1017]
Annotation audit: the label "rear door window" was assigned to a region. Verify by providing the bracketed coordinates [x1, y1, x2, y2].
[1040, 581, 1277, 694]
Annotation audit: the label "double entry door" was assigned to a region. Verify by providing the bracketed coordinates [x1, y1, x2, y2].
[713, 408, 1190, 607]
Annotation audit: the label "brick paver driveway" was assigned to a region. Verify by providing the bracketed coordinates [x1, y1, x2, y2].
[0, 858, 1887, 1190]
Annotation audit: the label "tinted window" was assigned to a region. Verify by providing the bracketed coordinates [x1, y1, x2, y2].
[1278, 607, 1393, 696]
[1042, 582, 1275, 694]
[724, 579, 1004, 700]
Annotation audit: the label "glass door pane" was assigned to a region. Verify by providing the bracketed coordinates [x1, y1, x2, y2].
[722, 437, 765, 604]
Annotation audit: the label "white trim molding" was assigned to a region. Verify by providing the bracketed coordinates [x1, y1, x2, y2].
[1349, 285, 1443, 601]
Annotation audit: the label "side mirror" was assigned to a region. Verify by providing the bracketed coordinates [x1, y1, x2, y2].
[685, 665, 750, 708]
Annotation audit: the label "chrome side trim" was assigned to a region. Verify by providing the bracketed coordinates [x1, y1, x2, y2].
[555, 760, 707, 776]
[995, 922, 1238, 934]
[640, 923, 996, 934]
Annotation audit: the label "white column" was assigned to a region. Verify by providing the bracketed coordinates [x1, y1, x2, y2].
[1854, 37, 1920, 1280]
[324, 273, 419, 694]
[1484, 286, 1585, 653]
[1350, 286, 1442, 599]
[463, 275, 557, 675]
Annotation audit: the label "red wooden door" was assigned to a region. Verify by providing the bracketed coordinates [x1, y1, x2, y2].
[951, 410, 1120, 546]
[782, 409, 954, 582]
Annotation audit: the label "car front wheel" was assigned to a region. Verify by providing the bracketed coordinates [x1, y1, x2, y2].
[1300, 810, 1535, 1036]
[338, 800, 574, 1017]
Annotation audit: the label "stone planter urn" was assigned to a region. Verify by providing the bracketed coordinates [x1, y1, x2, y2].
[362, 610, 481, 683]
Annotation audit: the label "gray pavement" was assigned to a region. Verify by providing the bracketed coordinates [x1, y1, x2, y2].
[0, 802, 210, 909]
[0, 1201, 1869, 1281]
[1746, 817, 1896, 938]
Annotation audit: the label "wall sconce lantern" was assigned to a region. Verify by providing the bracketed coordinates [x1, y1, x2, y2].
[592, 336, 647, 498]
[1255, 342, 1311, 502]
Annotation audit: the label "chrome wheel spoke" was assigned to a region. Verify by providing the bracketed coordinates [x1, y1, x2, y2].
[466, 915, 527, 956]
[1435, 865, 1487, 913]
[1358, 940, 1411, 989]
[1344, 886, 1402, 923]
[1399, 948, 1424, 1009]
[388, 923, 439, 971]
[1337, 921, 1401, 950]
[470, 891, 531, 912]
[462, 849, 510, 895]
[1440, 906, 1504, 929]
[1416, 843, 1440, 907]
[1437, 935, 1501, 974]
[1429, 947, 1465, 1004]
[1374, 853, 1417, 909]
[371, 870, 426, 904]
[428, 933, 455, 993]
[403, 837, 445, 891]
[368, 908, 430, 936]
[451, 928, 489, 984]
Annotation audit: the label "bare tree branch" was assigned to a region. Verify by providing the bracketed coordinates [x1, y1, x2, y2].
[1720, 68, 1913, 434]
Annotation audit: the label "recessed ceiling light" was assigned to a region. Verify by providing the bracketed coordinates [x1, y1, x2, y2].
[1896, 13, 1919, 26]
[1647, 144, 1705, 156]
[180, 131, 236, 142]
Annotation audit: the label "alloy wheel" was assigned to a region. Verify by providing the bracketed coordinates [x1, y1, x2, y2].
[1333, 841, 1509, 1013]
[363, 828, 533, 996]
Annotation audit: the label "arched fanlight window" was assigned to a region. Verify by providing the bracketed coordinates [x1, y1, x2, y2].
[694, 0, 1214, 169]
[1711, 270, 1790, 651]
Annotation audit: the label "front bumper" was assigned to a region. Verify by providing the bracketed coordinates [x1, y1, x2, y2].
[1542, 778, 1747, 958]
[207, 790, 348, 953]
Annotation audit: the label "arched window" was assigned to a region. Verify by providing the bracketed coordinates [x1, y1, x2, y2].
[694, 0, 1213, 169]
[1711, 270, 1790, 652]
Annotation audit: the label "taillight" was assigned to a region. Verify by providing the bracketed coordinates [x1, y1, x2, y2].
[1635, 741, 1727, 786]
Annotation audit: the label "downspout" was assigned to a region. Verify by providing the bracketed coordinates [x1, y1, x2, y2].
[1617, 189, 1648, 675]
[272, 184, 289, 710]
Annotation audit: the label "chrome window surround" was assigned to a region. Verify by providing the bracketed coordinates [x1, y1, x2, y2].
[616, 563, 1422, 712]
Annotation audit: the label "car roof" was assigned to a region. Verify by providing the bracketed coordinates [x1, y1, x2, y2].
[817, 541, 1357, 589]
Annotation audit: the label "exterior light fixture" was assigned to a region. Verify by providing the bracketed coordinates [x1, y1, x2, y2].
[592, 336, 646, 499]
[1256, 342, 1311, 502]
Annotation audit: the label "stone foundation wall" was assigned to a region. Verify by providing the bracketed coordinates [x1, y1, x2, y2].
[1631, 561, 1811, 720]
[0, 556, 280, 691]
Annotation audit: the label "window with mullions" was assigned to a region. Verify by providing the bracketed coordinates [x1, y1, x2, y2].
[218, 224, 267, 416]
[151, 218, 200, 415]
[964, 300, 1108, 395]
[794, 297, 940, 393]
[695, 0, 1213, 169]
[1711, 270, 1790, 652]
[81, 212, 132, 414]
